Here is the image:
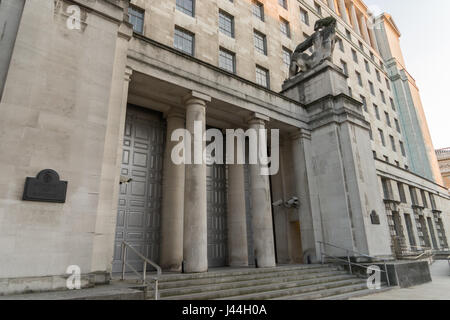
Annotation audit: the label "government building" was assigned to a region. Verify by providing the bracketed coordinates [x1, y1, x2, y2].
[0, 0, 449, 296]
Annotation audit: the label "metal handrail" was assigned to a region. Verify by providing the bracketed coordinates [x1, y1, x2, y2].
[121, 241, 162, 300]
[317, 241, 390, 287]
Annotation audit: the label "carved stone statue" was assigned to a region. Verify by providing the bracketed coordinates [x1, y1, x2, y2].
[289, 17, 337, 78]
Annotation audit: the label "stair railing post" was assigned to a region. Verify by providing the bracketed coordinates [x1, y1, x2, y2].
[347, 250, 352, 275]
[121, 243, 126, 281]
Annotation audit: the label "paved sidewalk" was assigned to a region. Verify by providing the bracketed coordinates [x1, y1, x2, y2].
[351, 260, 450, 300]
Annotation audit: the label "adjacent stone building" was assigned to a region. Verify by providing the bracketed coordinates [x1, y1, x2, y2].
[0, 0, 448, 295]
[436, 148, 450, 191]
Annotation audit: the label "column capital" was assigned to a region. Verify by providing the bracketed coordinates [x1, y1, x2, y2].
[165, 108, 185, 121]
[183, 91, 211, 105]
[290, 128, 311, 141]
[247, 112, 269, 126]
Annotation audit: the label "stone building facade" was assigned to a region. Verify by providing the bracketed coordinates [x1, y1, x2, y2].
[0, 0, 449, 295]
[436, 148, 450, 191]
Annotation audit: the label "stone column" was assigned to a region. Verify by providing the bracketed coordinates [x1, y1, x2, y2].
[338, 0, 350, 24]
[327, 0, 337, 13]
[248, 117, 276, 268]
[368, 25, 380, 53]
[349, 2, 361, 36]
[160, 111, 186, 271]
[360, 15, 371, 45]
[183, 91, 210, 273]
[227, 141, 249, 267]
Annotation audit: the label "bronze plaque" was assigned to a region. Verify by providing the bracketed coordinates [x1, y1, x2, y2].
[22, 169, 68, 203]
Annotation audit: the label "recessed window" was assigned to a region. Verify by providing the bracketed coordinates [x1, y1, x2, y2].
[340, 60, 348, 75]
[314, 2, 322, 15]
[376, 69, 381, 82]
[282, 47, 292, 69]
[400, 141, 406, 157]
[176, 0, 195, 17]
[379, 129, 385, 146]
[348, 86, 353, 97]
[365, 59, 370, 73]
[346, 29, 352, 41]
[398, 183, 407, 203]
[374, 104, 380, 119]
[256, 65, 269, 88]
[219, 10, 234, 38]
[278, 0, 287, 9]
[252, 1, 264, 21]
[358, 41, 364, 51]
[380, 90, 386, 104]
[386, 78, 391, 91]
[174, 27, 194, 56]
[390, 135, 396, 151]
[219, 48, 236, 73]
[360, 95, 367, 111]
[385, 111, 391, 127]
[280, 18, 290, 38]
[395, 119, 401, 133]
[356, 71, 362, 86]
[370, 51, 375, 61]
[369, 81, 375, 96]
[128, 6, 145, 34]
[390, 98, 396, 111]
[300, 8, 309, 26]
[253, 30, 267, 55]
[352, 49, 358, 63]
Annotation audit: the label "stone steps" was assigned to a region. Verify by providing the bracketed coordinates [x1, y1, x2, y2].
[135, 265, 375, 300]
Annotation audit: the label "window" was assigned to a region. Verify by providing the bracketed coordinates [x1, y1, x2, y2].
[300, 8, 309, 25]
[219, 48, 235, 73]
[282, 47, 292, 69]
[128, 6, 145, 34]
[399, 141, 406, 156]
[380, 90, 386, 104]
[385, 111, 391, 127]
[369, 81, 375, 95]
[395, 160, 400, 167]
[369, 126, 373, 140]
[430, 194, 437, 210]
[174, 27, 194, 56]
[364, 60, 370, 73]
[376, 69, 381, 82]
[176, 0, 195, 17]
[252, 1, 264, 21]
[409, 186, 418, 205]
[360, 95, 367, 111]
[340, 60, 348, 75]
[381, 178, 393, 200]
[356, 71, 362, 86]
[370, 51, 375, 61]
[253, 30, 267, 55]
[404, 214, 417, 247]
[256, 65, 269, 88]
[395, 119, 401, 133]
[386, 78, 391, 91]
[219, 11, 234, 38]
[380, 61, 384, 69]
[421, 190, 428, 208]
[379, 129, 385, 146]
[280, 18, 290, 38]
[348, 86, 353, 97]
[390, 135, 396, 151]
[351, 49, 358, 63]
[337, 37, 344, 52]
[278, 0, 287, 9]
[384, 155, 389, 162]
[314, 2, 322, 15]
[390, 98, 396, 111]
[398, 183, 407, 203]
[374, 104, 380, 119]
[346, 29, 352, 41]
[358, 41, 364, 51]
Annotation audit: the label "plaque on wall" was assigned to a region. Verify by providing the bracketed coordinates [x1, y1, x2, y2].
[22, 169, 68, 203]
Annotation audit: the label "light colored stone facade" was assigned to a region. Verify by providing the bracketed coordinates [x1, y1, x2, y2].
[436, 148, 450, 191]
[0, 0, 448, 296]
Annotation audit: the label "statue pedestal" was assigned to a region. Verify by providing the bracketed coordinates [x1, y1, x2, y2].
[282, 60, 393, 259]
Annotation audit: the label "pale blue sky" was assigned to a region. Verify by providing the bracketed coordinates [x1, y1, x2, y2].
[365, 0, 450, 149]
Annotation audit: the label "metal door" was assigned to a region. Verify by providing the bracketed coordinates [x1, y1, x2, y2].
[112, 106, 165, 273]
